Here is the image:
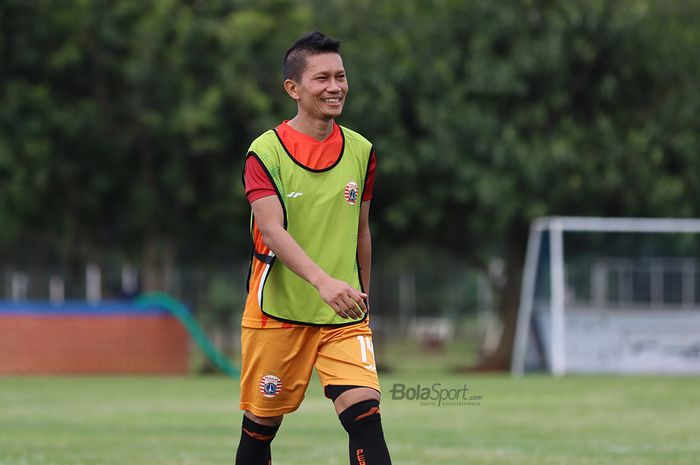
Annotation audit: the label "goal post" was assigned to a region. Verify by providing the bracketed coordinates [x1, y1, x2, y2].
[512, 217, 700, 376]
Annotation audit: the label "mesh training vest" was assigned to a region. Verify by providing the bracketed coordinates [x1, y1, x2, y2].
[247, 125, 372, 326]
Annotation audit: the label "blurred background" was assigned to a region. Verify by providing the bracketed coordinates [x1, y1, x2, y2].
[1, 0, 700, 375]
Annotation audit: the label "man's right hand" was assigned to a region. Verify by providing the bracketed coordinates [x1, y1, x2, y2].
[315, 276, 368, 319]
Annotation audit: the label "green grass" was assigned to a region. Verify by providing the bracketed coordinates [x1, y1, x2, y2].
[1, 373, 698, 465]
[380, 336, 479, 373]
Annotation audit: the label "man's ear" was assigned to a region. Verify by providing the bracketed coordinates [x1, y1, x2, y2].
[283, 79, 300, 101]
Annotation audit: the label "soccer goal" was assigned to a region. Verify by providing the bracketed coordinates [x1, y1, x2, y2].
[512, 217, 700, 376]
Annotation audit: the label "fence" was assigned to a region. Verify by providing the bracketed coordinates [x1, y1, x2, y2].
[1, 257, 492, 351]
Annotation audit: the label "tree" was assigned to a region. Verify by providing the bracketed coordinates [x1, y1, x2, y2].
[0, 0, 312, 285]
[316, 0, 700, 369]
[2, 0, 699, 370]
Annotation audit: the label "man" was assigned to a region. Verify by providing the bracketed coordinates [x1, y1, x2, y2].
[235, 31, 392, 465]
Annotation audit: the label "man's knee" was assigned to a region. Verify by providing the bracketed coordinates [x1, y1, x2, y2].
[244, 410, 284, 427]
[236, 411, 282, 465]
[340, 398, 381, 424]
[325, 386, 392, 464]
[326, 386, 383, 433]
[328, 386, 381, 415]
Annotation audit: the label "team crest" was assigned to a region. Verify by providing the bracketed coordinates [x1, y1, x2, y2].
[259, 374, 283, 398]
[344, 181, 359, 205]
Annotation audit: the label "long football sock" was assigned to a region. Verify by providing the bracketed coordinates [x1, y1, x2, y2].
[235, 415, 279, 465]
[339, 400, 392, 465]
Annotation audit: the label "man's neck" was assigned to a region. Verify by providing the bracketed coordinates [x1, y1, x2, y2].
[287, 116, 335, 141]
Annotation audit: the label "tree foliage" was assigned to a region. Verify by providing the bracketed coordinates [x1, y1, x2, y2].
[2, 0, 699, 366]
[315, 0, 700, 367]
[1, 0, 311, 263]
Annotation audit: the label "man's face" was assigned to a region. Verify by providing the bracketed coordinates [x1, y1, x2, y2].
[291, 52, 348, 120]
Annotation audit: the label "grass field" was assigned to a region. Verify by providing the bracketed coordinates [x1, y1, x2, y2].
[1, 371, 698, 465]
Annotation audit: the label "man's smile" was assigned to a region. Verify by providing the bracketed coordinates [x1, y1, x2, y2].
[321, 97, 343, 104]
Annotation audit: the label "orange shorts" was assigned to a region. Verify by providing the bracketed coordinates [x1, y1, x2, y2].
[239, 320, 380, 417]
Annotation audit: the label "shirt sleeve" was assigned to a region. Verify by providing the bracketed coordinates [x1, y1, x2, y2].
[362, 149, 377, 201]
[244, 156, 277, 204]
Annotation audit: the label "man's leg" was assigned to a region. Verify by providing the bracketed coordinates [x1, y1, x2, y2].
[235, 411, 283, 465]
[326, 385, 392, 465]
[317, 321, 391, 464]
[238, 326, 317, 465]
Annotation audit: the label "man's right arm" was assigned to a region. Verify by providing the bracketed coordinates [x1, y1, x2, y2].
[250, 194, 367, 319]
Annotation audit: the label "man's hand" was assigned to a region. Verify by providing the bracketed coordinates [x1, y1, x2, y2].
[315, 276, 368, 319]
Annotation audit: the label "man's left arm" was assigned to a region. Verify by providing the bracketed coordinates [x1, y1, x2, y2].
[357, 200, 372, 301]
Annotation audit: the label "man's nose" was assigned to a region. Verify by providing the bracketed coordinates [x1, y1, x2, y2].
[327, 78, 341, 92]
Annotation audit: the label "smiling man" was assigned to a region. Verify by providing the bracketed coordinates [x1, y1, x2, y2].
[235, 31, 391, 465]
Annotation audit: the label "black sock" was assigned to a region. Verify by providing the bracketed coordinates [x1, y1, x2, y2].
[339, 400, 392, 465]
[235, 415, 279, 465]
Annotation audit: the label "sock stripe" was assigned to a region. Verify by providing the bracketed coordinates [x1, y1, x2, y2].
[242, 428, 276, 441]
[355, 406, 380, 422]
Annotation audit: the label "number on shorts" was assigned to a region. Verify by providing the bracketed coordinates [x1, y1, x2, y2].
[357, 335, 374, 363]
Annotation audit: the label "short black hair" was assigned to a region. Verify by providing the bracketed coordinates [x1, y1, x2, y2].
[283, 31, 341, 82]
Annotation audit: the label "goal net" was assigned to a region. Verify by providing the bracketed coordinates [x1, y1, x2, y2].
[512, 217, 700, 375]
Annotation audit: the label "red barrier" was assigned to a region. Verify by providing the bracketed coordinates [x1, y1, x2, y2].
[0, 304, 189, 375]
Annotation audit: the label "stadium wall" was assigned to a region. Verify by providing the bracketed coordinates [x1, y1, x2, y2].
[0, 301, 188, 375]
